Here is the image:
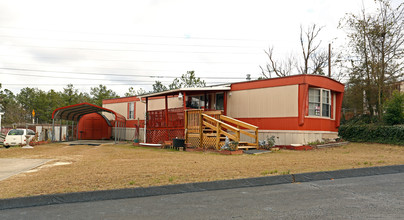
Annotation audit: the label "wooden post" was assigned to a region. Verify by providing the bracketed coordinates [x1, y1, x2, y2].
[184, 110, 188, 144]
[165, 95, 169, 141]
[145, 97, 148, 143]
[199, 111, 203, 149]
[223, 91, 227, 116]
[215, 121, 220, 150]
[182, 92, 186, 109]
[59, 119, 62, 142]
[255, 129, 259, 146]
[328, 43, 331, 77]
[76, 119, 79, 141]
[204, 92, 207, 109]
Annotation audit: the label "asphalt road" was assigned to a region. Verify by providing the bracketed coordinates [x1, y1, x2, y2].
[1, 172, 403, 220]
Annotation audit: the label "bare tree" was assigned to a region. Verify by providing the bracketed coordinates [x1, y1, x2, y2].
[299, 24, 327, 75]
[260, 24, 328, 79]
[310, 49, 329, 75]
[259, 47, 296, 78]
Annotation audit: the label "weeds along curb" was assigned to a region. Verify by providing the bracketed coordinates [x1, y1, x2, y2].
[1, 164, 404, 210]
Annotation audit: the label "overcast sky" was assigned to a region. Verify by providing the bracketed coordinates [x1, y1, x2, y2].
[0, 0, 389, 96]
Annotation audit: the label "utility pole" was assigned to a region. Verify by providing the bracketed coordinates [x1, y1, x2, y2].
[328, 43, 331, 77]
[0, 104, 4, 134]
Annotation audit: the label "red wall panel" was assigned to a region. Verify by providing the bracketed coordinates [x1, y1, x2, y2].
[78, 113, 112, 140]
[235, 117, 339, 132]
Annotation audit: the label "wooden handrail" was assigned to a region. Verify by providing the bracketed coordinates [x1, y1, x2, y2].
[220, 115, 258, 130]
[240, 129, 256, 138]
[201, 113, 240, 148]
[204, 110, 222, 115]
[220, 115, 259, 146]
[202, 114, 240, 133]
[185, 109, 258, 150]
[202, 120, 216, 131]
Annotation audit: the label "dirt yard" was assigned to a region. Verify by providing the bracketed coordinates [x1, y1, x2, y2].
[0, 142, 403, 199]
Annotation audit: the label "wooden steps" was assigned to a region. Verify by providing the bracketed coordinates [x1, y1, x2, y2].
[185, 110, 259, 150]
[237, 145, 258, 150]
[217, 141, 258, 150]
[237, 141, 258, 150]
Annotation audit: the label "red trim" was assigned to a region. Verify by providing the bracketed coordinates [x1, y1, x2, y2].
[147, 127, 185, 130]
[103, 95, 172, 105]
[277, 145, 313, 151]
[165, 95, 169, 134]
[126, 119, 145, 128]
[133, 101, 137, 119]
[103, 96, 140, 104]
[127, 103, 130, 119]
[147, 95, 179, 101]
[146, 97, 149, 113]
[235, 117, 339, 132]
[231, 74, 344, 93]
[182, 92, 187, 112]
[331, 92, 334, 119]
[335, 92, 343, 128]
[298, 84, 308, 126]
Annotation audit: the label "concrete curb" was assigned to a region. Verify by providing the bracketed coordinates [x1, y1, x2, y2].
[1, 164, 403, 210]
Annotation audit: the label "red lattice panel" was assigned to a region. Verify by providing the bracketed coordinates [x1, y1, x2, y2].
[147, 108, 184, 129]
[147, 129, 184, 144]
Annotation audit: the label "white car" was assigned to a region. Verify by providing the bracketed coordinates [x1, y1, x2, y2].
[3, 129, 36, 148]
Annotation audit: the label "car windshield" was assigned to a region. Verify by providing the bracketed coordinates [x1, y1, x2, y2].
[7, 129, 24, 135]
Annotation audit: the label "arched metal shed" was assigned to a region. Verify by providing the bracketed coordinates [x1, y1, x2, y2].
[52, 102, 126, 143]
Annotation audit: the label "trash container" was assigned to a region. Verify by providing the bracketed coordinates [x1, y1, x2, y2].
[172, 138, 185, 150]
[133, 139, 140, 146]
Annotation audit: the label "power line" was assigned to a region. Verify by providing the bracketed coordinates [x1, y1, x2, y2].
[1, 81, 239, 86]
[0, 34, 264, 49]
[1, 61, 255, 74]
[0, 67, 247, 79]
[0, 54, 258, 64]
[0, 26, 269, 42]
[4, 44, 261, 54]
[1, 72, 154, 82]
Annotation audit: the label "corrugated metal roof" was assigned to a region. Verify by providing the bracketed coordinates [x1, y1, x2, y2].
[139, 86, 231, 98]
[52, 102, 126, 122]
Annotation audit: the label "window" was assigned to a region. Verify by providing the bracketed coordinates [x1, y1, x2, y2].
[309, 88, 330, 117]
[8, 129, 24, 135]
[322, 90, 330, 117]
[186, 96, 205, 109]
[128, 102, 134, 119]
[215, 93, 224, 110]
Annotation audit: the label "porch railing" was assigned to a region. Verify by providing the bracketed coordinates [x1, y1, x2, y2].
[185, 109, 259, 150]
[219, 115, 259, 147]
[201, 113, 240, 149]
[146, 107, 185, 143]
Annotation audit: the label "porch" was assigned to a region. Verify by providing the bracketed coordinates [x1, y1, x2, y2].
[185, 109, 259, 150]
[141, 87, 259, 150]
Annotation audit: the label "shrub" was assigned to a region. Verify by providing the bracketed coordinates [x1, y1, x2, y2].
[339, 124, 404, 145]
[342, 114, 380, 125]
[259, 136, 276, 150]
[229, 141, 239, 151]
[383, 91, 404, 125]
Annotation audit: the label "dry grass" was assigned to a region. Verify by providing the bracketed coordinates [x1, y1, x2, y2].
[0, 142, 403, 199]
